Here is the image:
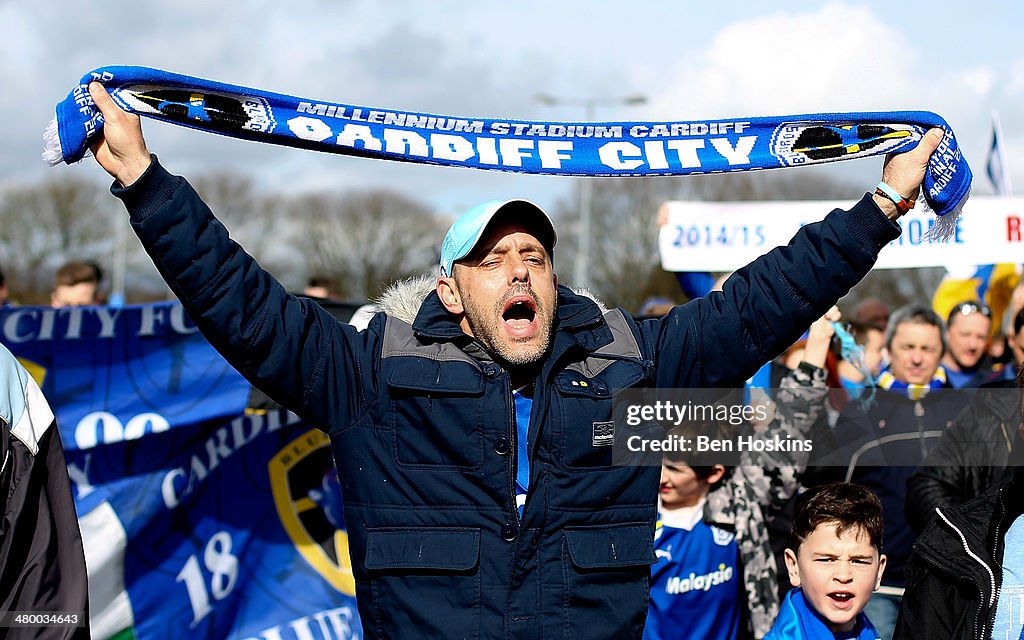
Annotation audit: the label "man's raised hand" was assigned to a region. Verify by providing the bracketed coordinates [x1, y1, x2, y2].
[873, 127, 945, 220]
[88, 82, 152, 187]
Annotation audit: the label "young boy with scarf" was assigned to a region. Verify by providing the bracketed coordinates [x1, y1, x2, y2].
[766, 483, 886, 640]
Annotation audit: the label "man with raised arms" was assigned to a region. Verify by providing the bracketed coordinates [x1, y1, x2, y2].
[86, 81, 941, 640]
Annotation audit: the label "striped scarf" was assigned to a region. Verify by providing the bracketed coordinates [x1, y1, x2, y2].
[876, 365, 948, 400]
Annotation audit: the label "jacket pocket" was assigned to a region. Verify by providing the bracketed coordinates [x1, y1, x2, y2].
[388, 362, 485, 471]
[554, 373, 616, 469]
[561, 524, 656, 639]
[365, 527, 482, 639]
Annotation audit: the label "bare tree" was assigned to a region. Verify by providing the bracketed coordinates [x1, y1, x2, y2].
[284, 188, 443, 300]
[846, 266, 947, 311]
[0, 175, 119, 303]
[570, 177, 685, 314]
[190, 172, 277, 256]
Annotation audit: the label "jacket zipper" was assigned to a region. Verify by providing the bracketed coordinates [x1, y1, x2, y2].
[982, 490, 1007, 640]
[507, 377, 521, 527]
[915, 400, 927, 460]
[935, 508, 997, 639]
[0, 448, 8, 535]
[915, 536, 987, 640]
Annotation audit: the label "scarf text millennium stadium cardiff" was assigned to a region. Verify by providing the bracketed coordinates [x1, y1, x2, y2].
[292, 102, 755, 173]
[48, 67, 974, 222]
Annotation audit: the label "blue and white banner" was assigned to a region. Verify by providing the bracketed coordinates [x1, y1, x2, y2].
[1, 303, 361, 640]
[658, 196, 1024, 272]
[47, 66, 971, 220]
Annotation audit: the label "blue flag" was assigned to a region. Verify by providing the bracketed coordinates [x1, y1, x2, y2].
[1, 302, 362, 640]
[987, 110, 1014, 197]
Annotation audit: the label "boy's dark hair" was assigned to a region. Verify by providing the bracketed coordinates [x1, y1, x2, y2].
[54, 260, 102, 288]
[663, 420, 732, 485]
[791, 482, 884, 550]
[680, 465, 720, 481]
[307, 275, 335, 290]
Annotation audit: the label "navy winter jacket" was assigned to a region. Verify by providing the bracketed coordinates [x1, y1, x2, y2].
[114, 158, 899, 639]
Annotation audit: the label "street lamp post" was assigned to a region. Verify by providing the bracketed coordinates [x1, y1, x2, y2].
[535, 93, 647, 290]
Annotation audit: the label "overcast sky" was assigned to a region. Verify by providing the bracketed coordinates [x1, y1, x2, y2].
[3, 0, 1022, 217]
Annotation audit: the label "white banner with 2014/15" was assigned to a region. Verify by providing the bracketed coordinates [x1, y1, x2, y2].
[658, 197, 1024, 272]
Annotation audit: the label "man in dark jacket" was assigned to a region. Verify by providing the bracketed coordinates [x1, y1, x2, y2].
[85, 81, 944, 640]
[895, 426, 1024, 640]
[0, 344, 90, 639]
[906, 307, 1024, 534]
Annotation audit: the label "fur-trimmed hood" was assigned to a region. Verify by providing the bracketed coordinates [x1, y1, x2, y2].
[374, 275, 436, 324]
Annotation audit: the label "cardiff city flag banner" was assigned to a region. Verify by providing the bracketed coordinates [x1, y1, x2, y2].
[0, 303, 361, 640]
[658, 196, 1024, 273]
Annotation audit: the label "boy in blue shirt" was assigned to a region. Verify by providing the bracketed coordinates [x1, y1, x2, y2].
[646, 460, 744, 640]
[767, 483, 887, 640]
[645, 309, 838, 639]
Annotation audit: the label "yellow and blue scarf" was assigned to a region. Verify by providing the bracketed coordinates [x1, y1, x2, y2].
[876, 365, 948, 400]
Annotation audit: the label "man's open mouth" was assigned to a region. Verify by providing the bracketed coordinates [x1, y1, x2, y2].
[502, 295, 538, 336]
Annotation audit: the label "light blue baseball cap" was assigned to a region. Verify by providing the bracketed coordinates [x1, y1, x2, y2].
[439, 199, 556, 277]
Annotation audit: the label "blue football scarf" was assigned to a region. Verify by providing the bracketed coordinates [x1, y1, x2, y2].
[765, 589, 880, 640]
[45, 66, 972, 235]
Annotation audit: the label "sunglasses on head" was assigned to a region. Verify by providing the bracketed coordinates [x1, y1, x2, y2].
[949, 301, 992, 321]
